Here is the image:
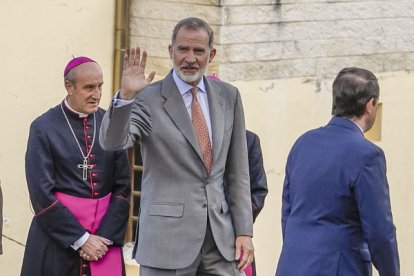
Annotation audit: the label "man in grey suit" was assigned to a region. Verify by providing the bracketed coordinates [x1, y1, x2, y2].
[100, 17, 254, 275]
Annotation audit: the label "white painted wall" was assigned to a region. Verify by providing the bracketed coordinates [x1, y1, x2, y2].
[0, 1, 115, 275]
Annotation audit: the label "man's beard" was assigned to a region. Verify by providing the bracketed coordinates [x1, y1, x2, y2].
[174, 63, 208, 84]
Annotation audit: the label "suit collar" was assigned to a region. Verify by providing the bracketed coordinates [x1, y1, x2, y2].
[162, 72, 200, 159]
[328, 116, 364, 136]
[205, 78, 225, 163]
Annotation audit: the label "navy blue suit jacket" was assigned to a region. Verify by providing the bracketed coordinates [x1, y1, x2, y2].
[246, 130, 268, 222]
[276, 117, 399, 276]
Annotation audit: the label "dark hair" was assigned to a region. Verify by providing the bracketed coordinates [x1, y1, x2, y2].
[172, 17, 214, 49]
[332, 67, 379, 118]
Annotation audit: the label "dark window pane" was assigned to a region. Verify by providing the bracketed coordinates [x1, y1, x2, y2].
[127, 144, 143, 243]
[133, 196, 141, 217]
[132, 220, 138, 242]
[134, 145, 143, 165]
[133, 170, 142, 191]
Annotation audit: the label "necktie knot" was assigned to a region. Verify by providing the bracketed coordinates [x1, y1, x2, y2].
[191, 86, 198, 98]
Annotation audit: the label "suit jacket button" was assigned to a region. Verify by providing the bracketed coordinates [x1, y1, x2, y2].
[202, 204, 207, 208]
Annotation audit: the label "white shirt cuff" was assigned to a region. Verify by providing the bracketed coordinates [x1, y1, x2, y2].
[71, 232, 90, 251]
[113, 91, 135, 108]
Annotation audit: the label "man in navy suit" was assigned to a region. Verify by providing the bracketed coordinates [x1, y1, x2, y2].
[276, 67, 399, 276]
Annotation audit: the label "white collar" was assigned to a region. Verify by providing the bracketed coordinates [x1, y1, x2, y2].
[64, 98, 89, 118]
[345, 117, 364, 133]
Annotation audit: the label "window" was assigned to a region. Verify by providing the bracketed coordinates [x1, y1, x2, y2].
[125, 144, 142, 242]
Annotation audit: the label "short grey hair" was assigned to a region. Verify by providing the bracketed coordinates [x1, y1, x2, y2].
[64, 69, 77, 85]
[172, 17, 214, 49]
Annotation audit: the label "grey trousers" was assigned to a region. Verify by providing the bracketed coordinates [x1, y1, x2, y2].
[140, 222, 244, 276]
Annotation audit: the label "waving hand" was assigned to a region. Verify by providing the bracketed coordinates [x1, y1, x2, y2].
[120, 47, 156, 100]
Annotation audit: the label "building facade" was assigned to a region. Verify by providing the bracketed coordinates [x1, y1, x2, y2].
[1, 1, 414, 275]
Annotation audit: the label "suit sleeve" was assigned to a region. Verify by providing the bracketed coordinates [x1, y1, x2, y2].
[225, 90, 253, 237]
[247, 132, 268, 222]
[281, 138, 301, 239]
[95, 150, 131, 246]
[281, 157, 291, 239]
[354, 148, 399, 275]
[100, 95, 152, 151]
[25, 121, 86, 249]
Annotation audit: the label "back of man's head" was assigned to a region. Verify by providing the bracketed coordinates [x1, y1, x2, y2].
[331, 67, 379, 118]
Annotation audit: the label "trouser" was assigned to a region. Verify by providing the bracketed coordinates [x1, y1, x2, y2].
[140, 221, 244, 276]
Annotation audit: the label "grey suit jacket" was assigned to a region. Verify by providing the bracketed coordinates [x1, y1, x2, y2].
[100, 72, 253, 269]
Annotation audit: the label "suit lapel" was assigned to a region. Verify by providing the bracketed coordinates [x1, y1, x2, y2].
[206, 78, 225, 164]
[162, 73, 203, 160]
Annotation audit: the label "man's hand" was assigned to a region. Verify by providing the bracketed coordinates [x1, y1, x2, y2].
[120, 47, 156, 100]
[235, 235, 254, 271]
[79, 234, 112, 261]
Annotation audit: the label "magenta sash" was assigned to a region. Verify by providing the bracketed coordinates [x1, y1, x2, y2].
[244, 264, 253, 276]
[55, 192, 122, 276]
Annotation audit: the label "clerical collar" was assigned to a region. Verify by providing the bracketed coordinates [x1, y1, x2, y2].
[64, 98, 89, 118]
[172, 69, 207, 96]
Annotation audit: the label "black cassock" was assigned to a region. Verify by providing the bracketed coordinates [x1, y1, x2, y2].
[21, 101, 130, 276]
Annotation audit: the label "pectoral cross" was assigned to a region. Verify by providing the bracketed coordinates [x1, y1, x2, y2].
[77, 158, 93, 181]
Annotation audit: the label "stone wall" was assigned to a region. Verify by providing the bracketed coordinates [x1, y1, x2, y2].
[130, 0, 414, 81]
[129, 0, 222, 77]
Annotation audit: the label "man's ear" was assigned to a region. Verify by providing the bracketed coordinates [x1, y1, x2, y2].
[209, 48, 216, 63]
[365, 98, 375, 115]
[168, 45, 173, 59]
[65, 80, 74, 95]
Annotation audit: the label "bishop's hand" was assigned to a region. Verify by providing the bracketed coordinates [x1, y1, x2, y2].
[119, 47, 156, 100]
[79, 234, 112, 261]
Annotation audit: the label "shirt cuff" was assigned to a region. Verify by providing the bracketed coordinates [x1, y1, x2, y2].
[71, 232, 90, 251]
[113, 91, 135, 108]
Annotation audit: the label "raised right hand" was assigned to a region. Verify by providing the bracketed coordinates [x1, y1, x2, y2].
[119, 47, 156, 100]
